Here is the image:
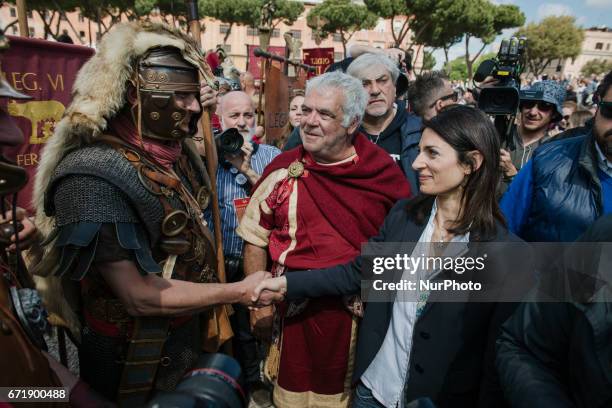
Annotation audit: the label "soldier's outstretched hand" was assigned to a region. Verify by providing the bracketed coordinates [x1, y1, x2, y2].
[237, 270, 271, 306]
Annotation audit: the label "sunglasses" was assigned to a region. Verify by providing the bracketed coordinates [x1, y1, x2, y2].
[429, 92, 458, 108]
[599, 101, 612, 119]
[520, 100, 555, 112]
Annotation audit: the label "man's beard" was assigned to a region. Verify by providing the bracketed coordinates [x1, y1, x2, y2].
[239, 125, 257, 141]
[221, 117, 257, 141]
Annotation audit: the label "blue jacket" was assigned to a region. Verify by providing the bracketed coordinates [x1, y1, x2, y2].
[501, 130, 612, 241]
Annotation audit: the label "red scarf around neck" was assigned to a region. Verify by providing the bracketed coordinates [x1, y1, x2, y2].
[110, 113, 182, 170]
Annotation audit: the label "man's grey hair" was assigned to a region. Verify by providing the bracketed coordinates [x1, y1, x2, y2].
[346, 52, 400, 84]
[306, 71, 368, 127]
[409, 71, 449, 117]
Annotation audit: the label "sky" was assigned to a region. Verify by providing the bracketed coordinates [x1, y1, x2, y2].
[431, 0, 612, 69]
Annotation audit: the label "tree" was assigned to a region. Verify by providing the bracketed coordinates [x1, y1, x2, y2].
[363, 0, 416, 47]
[257, 0, 304, 50]
[307, 0, 378, 56]
[581, 59, 612, 76]
[152, 0, 190, 27]
[421, 50, 436, 72]
[400, 0, 466, 70]
[455, 1, 525, 81]
[77, 0, 145, 38]
[445, 52, 496, 81]
[199, 0, 259, 43]
[199, 0, 303, 45]
[9, 0, 80, 41]
[516, 16, 584, 78]
[268, 0, 304, 29]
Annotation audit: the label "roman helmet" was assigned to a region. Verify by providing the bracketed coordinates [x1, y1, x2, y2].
[134, 46, 203, 141]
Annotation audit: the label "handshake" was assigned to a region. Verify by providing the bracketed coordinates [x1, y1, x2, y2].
[237, 271, 289, 308]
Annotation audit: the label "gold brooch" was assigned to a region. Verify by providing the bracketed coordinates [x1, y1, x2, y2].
[287, 161, 305, 178]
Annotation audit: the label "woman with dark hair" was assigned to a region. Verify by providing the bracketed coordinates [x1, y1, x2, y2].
[251, 105, 533, 407]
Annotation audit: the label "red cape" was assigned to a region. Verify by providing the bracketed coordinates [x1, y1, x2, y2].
[255, 132, 412, 248]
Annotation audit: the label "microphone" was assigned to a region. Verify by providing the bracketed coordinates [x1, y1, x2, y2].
[473, 59, 496, 83]
[253, 48, 270, 58]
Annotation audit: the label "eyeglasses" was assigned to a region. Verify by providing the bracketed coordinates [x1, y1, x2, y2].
[598, 101, 612, 119]
[520, 100, 555, 112]
[429, 92, 458, 108]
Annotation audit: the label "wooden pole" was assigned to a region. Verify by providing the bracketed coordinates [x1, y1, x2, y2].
[185, 0, 227, 285]
[16, 0, 29, 37]
[257, 58, 266, 127]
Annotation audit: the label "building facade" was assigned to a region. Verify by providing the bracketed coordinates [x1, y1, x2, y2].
[538, 27, 612, 79]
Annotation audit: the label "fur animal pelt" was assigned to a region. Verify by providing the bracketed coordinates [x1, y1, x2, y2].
[31, 21, 210, 337]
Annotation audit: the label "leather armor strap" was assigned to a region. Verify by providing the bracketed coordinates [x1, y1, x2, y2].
[116, 316, 171, 406]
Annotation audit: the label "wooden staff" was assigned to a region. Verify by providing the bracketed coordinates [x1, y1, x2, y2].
[257, 57, 266, 126]
[185, 0, 226, 284]
[16, 0, 29, 37]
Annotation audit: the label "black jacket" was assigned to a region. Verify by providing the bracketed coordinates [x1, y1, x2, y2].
[496, 215, 612, 408]
[285, 198, 534, 407]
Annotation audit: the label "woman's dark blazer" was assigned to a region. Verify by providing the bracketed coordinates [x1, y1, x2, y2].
[284, 198, 535, 408]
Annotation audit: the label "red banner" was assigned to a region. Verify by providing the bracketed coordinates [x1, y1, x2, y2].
[246, 45, 286, 80]
[1, 36, 94, 213]
[303, 48, 335, 78]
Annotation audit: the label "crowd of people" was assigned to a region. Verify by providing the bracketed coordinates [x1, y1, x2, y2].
[1, 20, 611, 408]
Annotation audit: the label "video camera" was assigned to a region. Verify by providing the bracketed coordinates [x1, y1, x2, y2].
[475, 36, 527, 115]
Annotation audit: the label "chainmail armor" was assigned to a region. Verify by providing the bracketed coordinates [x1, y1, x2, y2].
[45, 143, 165, 246]
[53, 175, 138, 224]
[153, 317, 201, 391]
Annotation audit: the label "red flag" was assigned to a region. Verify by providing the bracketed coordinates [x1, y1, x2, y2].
[246, 44, 286, 80]
[303, 48, 335, 78]
[1, 36, 94, 213]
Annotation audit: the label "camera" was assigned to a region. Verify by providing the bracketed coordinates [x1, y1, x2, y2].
[475, 36, 527, 115]
[147, 353, 247, 408]
[215, 128, 244, 156]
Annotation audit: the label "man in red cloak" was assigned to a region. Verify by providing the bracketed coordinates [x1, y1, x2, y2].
[237, 71, 411, 407]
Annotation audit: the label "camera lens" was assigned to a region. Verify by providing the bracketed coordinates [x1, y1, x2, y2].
[478, 87, 519, 115]
[215, 128, 243, 156]
[147, 353, 246, 408]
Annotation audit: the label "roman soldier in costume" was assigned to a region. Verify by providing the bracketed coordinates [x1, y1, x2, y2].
[32, 22, 266, 405]
[237, 71, 411, 407]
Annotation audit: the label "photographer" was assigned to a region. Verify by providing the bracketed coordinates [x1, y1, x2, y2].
[203, 90, 280, 403]
[501, 70, 612, 242]
[500, 81, 565, 183]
